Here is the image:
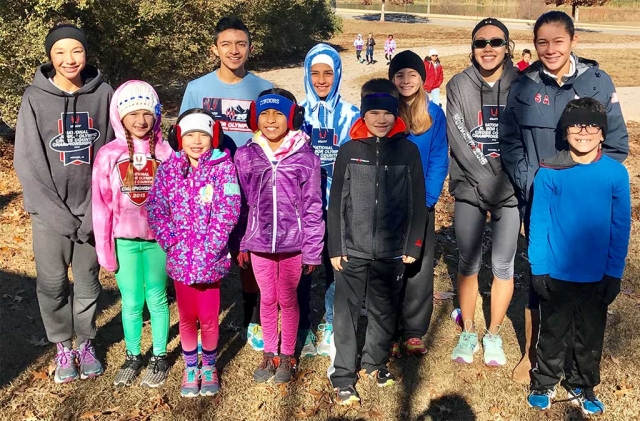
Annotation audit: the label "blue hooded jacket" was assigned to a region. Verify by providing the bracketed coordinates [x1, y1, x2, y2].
[300, 43, 360, 209]
[408, 101, 449, 209]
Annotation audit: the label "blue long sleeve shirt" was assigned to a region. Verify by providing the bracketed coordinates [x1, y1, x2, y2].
[407, 101, 449, 208]
[528, 154, 631, 281]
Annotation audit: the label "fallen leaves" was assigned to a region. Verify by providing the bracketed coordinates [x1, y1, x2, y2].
[31, 369, 48, 381]
[434, 291, 456, 300]
[80, 407, 119, 420]
[615, 383, 634, 397]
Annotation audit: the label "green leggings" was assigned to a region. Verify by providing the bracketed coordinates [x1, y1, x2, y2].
[115, 238, 169, 356]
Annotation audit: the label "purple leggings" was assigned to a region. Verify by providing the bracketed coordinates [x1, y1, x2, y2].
[174, 280, 220, 353]
[251, 252, 302, 355]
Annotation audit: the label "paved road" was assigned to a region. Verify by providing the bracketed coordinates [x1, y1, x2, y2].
[336, 8, 640, 35]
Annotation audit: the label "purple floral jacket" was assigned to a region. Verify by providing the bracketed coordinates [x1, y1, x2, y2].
[146, 149, 241, 285]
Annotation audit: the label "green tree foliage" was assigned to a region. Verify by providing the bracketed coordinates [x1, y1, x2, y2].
[0, 0, 340, 127]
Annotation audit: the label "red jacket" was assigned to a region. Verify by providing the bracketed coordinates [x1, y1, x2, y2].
[423, 60, 444, 92]
[516, 60, 530, 72]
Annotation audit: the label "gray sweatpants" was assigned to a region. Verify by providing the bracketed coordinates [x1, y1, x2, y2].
[31, 215, 101, 346]
[454, 201, 520, 280]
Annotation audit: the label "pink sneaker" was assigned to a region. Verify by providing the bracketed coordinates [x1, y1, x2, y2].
[199, 366, 220, 396]
[180, 367, 200, 398]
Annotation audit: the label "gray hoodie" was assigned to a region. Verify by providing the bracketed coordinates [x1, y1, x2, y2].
[446, 60, 517, 211]
[14, 63, 114, 242]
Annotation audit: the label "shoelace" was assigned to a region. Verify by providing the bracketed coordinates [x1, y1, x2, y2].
[318, 323, 332, 332]
[201, 368, 217, 383]
[459, 332, 477, 350]
[306, 332, 316, 343]
[55, 347, 74, 366]
[260, 356, 275, 370]
[150, 355, 167, 374]
[79, 342, 97, 364]
[122, 352, 141, 370]
[183, 368, 198, 384]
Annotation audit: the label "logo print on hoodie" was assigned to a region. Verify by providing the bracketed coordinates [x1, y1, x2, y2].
[469, 105, 505, 159]
[49, 112, 101, 166]
[117, 154, 160, 206]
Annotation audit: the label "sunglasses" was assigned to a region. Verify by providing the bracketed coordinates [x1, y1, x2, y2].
[472, 38, 508, 49]
[567, 124, 602, 135]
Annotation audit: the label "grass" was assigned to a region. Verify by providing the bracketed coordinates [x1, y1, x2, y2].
[2, 18, 640, 421]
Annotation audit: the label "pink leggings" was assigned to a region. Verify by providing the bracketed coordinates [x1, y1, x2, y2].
[251, 252, 302, 355]
[174, 280, 220, 353]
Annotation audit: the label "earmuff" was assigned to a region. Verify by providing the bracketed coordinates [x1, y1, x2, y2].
[168, 108, 223, 152]
[247, 100, 305, 132]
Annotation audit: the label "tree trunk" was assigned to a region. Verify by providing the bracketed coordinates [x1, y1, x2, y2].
[381, 0, 385, 22]
[572, 3, 579, 22]
[427, 0, 431, 15]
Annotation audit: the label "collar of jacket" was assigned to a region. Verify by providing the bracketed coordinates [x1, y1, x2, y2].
[348, 117, 407, 143]
[540, 148, 603, 170]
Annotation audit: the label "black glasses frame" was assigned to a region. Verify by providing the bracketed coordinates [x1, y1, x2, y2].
[567, 124, 602, 135]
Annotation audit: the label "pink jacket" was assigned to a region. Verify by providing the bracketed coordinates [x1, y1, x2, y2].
[92, 81, 173, 271]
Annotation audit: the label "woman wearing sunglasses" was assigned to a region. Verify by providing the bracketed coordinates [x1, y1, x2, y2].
[446, 17, 519, 367]
[500, 10, 629, 384]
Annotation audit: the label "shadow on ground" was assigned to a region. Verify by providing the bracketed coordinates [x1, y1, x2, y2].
[355, 13, 431, 24]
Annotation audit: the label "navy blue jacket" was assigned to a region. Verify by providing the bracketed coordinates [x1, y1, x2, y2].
[499, 56, 628, 204]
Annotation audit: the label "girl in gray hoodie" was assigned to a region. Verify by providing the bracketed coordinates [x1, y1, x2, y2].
[13, 23, 113, 384]
[446, 18, 519, 368]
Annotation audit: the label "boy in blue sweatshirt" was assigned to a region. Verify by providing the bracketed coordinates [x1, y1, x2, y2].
[527, 98, 631, 416]
[297, 44, 360, 358]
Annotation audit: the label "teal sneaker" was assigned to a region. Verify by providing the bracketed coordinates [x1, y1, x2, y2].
[482, 329, 506, 367]
[451, 322, 479, 364]
[300, 330, 317, 358]
[316, 324, 333, 357]
[180, 367, 200, 398]
[566, 387, 605, 416]
[528, 387, 556, 410]
[247, 323, 264, 352]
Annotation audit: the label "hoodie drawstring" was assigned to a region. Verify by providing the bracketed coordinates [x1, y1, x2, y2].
[62, 95, 70, 145]
[73, 93, 79, 140]
[480, 84, 485, 130]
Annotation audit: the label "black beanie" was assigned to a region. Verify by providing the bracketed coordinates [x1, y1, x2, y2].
[45, 24, 88, 59]
[472, 17, 509, 41]
[388, 50, 426, 82]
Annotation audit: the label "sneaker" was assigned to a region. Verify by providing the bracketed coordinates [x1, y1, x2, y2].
[405, 338, 427, 355]
[527, 387, 556, 410]
[451, 322, 479, 364]
[199, 365, 220, 396]
[566, 387, 605, 415]
[316, 324, 333, 357]
[374, 367, 396, 387]
[335, 384, 360, 405]
[390, 341, 402, 359]
[180, 367, 200, 398]
[140, 354, 170, 388]
[77, 340, 104, 379]
[253, 352, 277, 383]
[275, 355, 297, 383]
[54, 343, 79, 384]
[300, 330, 317, 358]
[113, 351, 143, 386]
[247, 323, 264, 351]
[482, 330, 506, 367]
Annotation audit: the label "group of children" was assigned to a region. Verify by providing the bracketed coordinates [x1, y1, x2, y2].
[13, 10, 631, 416]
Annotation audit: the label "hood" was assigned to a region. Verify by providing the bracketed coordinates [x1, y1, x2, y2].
[109, 80, 163, 145]
[540, 149, 602, 170]
[251, 129, 311, 162]
[32, 63, 104, 96]
[303, 43, 344, 112]
[349, 117, 407, 141]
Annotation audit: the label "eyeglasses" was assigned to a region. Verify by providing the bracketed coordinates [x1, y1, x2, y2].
[472, 38, 507, 49]
[567, 124, 602, 135]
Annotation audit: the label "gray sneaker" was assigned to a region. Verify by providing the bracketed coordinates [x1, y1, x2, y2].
[113, 352, 143, 386]
[77, 340, 104, 379]
[54, 343, 79, 384]
[140, 354, 170, 388]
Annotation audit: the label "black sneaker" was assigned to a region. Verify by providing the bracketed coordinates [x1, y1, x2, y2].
[375, 367, 396, 387]
[253, 352, 277, 383]
[140, 354, 170, 388]
[335, 384, 360, 405]
[113, 352, 143, 386]
[274, 355, 297, 383]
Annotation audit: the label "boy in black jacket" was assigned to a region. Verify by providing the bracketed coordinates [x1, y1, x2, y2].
[328, 79, 426, 405]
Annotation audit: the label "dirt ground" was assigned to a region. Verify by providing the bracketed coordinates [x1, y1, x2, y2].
[1, 20, 640, 421]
